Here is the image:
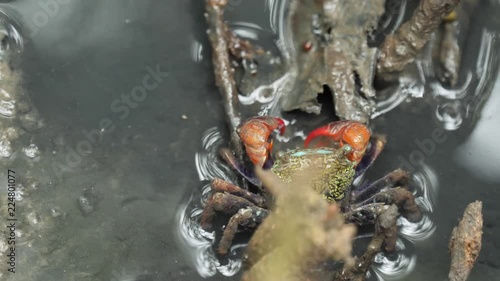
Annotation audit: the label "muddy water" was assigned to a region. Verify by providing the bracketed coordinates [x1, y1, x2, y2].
[0, 1, 498, 281]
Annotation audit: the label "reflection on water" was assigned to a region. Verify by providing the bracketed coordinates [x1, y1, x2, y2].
[432, 30, 499, 131]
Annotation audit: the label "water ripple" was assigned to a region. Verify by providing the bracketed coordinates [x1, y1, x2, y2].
[372, 239, 417, 281]
[176, 127, 241, 277]
[0, 9, 24, 57]
[195, 127, 233, 182]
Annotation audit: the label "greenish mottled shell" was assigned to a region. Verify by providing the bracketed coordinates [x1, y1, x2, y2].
[271, 148, 355, 202]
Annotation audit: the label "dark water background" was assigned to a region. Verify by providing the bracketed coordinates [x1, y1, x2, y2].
[0, 0, 498, 281]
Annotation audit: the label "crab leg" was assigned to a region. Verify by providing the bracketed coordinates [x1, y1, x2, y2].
[218, 206, 268, 255]
[351, 186, 422, 223]
[200, 192, 259, 231]
[334, 205, 400, 280]
[359, 187, 422, 223]
[343, 203, 389, 226]
[350, 168, 409, 203]
[220, 148, 263, 188]
[211, 178, 266, 208]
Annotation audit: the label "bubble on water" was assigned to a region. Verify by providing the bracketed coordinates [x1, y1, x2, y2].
[26, 212, 40, 225]
[79, 196, 94, 215]
[51, 207, 64, 218]
[0, 138, 13, 158]
[0, 89, 15, 117]
[78, 191, 98, 216]
[23, 144, 40, 159]
[436, 101, 463, 131]
[14, 185, 24, 201]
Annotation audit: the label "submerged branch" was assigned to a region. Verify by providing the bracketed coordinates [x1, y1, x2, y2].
[448, 201, 483, 281]
[377, 0, 461, 75]
[205, 0, 244, 158]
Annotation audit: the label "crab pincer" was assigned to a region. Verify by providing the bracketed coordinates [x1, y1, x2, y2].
[304, 120, 370, 165]
[238, 116, 286, 167]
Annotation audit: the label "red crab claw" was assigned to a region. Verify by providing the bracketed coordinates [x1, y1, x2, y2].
[238, 116, 286, 167]
[304, 120, 370, 165]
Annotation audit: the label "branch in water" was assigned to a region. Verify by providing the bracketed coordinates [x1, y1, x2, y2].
[377, 0, 461, 75]
[448, 201, 483, 281]
[205, 0, 244, 157]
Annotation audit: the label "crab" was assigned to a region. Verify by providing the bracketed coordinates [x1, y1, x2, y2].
[200, 116, 422, 255]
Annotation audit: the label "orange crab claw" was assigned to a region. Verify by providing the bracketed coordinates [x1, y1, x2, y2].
[238, 116, 286, 167]
[304, 120, 370, 164]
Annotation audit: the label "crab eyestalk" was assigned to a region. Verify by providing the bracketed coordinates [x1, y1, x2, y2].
[238, 116, 286, 167]
[304, 120, 370, 165]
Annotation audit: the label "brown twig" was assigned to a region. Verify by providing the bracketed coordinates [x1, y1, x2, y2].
[205, 0, 244, 158]
[377, 0, 461, 75]
[448, 201, 483, 281]
[210, 178, 266, 207]
[333, 205, 399, 281]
